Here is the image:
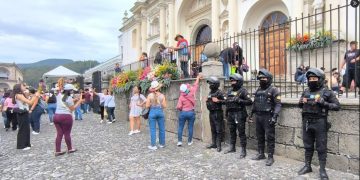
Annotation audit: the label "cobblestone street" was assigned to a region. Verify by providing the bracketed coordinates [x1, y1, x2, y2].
[0, 113, 358, 180]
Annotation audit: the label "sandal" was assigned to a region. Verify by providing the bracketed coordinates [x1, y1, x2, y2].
[55, 151, 66, 157]
[68, 149, 77, 154]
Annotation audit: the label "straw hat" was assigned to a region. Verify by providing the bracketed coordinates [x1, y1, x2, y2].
[174, 34, 184, 41]
[150, 80, 162, 91]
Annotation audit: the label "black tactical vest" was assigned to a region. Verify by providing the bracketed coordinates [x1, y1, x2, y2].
[253, 86, 273, 112]
[225, 88, 243, 110]
[206, 90, 223, 111]
[302, 88, 325, 116]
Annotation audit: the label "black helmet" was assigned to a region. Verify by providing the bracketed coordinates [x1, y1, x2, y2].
[207, 76, 220, 90]
[229, 73, 244, 89]
[306, 68, 325, 88]
[207, 76, 220, 84]
[257, 69, 273, 85]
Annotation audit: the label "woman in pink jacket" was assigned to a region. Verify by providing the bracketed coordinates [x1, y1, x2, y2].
[176, 74, 202, 146]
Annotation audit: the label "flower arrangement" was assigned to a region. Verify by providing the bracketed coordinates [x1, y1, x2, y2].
[111, 62, 180, 94]
[287, 31, 335, 52]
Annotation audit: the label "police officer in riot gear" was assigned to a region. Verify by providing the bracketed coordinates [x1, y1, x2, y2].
[206, 76, 225, 152]
[250, 69, 281, 166]
[298, 68, 340, 180]
[224, 73, 252, 158]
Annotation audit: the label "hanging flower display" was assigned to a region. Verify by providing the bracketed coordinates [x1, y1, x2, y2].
[111, 62, 180, 94]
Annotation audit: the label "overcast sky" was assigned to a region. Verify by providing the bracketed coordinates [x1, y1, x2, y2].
[0, 0, 135, 63]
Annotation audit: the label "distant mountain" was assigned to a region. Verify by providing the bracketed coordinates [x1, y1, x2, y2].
[18, 59, 74, 69]
[18, 59, 99, 87]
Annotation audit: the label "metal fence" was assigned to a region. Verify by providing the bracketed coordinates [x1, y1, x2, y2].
[121, 3, 359, 98]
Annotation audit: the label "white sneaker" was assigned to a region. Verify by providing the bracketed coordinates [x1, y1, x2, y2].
[49, 123, 54, 125]
[107, 121, 113, 124]
[22, 147, 31, 151]
[188, 141, 193, 146]
[32, 131, 39, 135]
[159, 145, 165, 148]
[100, 120, 104, 123]
[177, 142, 183, 147]
[148, 146, 158, 150]
[112, 119, 116, 122]
[134, 130, 141, 134]
[128, 131, 135, 136]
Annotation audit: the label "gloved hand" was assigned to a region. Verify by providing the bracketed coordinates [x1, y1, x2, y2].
[269, 114, 278, 126]
[317, 98, 329, 108]
[248, 113, 254, 122]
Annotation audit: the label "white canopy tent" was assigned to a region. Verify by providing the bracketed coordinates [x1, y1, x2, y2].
[42, 66, 80, 79]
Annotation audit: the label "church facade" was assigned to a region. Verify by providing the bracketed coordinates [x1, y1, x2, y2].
[118, 0, 357, 70]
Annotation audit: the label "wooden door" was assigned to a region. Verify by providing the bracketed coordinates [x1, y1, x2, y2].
[259, 12, 289, 76]
[195, 25, 212, 62]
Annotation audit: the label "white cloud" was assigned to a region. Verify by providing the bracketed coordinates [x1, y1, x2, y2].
[0, 0, 135, 63]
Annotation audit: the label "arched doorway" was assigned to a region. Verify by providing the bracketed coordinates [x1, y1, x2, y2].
[259, 11, 289, 76]
[0, 83, 10, 93]
[194, 25, 212, 62]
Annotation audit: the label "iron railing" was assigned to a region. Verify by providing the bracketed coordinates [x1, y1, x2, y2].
[120, 3, 359, 98]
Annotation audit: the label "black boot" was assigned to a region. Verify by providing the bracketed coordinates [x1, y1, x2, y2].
[252, 149, 266, 160]
[239, 146, 246, 159]
[298, 156, 312, 175]
[224, 144, 236, 154]
[206, 134, 217, 149]
[265, 154, 274, 166]
[319, 161, 329, 180]
[216, 137, 222, 152]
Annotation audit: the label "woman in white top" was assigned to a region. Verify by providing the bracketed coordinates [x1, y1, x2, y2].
[104, 90, 116, 124]
[53, 84, 83, 156]
[128, 86, 146, 135]
[93, 88, 108, 123]
[12, 83, 40, 150]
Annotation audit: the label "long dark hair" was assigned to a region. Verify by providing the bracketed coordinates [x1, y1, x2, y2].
[3, 90, 12, 98]
[12, 84, 23, 104]
[62, 90, 72, 103]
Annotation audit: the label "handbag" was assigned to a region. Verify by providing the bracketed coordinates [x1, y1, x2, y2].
[141, 108, 150, 119]
[242, 59, 249, 72]
[38, 98, 48, 111]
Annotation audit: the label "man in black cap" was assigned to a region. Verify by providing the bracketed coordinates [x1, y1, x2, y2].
[250, 69, 281, 166]
[206, 76, 225, 152]
[223, 73, 252, 158]
[298, 68, 340, 180]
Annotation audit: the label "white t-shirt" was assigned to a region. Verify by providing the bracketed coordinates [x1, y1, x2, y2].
[55, 94, 74, 115]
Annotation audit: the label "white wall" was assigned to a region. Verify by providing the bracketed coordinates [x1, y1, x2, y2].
[119, 26, 139, 66]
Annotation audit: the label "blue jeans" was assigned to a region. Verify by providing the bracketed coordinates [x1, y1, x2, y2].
[148, 107, 165, 146]
[2, 111, 8, 128]
[30, 105, 43, 132]
[178, 111, 195, 143]
[47, 103, 56, 123]
[221, 57, 230, 79]
[83, 103, 90, 113]
[75, 106, 83, 120]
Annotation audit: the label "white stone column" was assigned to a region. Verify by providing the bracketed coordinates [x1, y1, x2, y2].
[168, 2, 175, 45]
[141, 16, 147, 53]
[211, 0, 220, 41]
[228, 0, 238, 35]
[136, 21, 142, 55]
[159, 5, 166, 44]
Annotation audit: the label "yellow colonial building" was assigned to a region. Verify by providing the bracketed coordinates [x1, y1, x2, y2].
[0, 63, 24, 93]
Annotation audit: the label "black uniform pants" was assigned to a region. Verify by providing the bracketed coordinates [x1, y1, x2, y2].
[255, 113, 275, 155]
[302, 117, 328, 162]
[227, 110, 246, 146]
[209, 110, 224, 143]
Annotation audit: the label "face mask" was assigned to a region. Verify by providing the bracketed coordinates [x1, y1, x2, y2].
[308, 81, 318, 89]
[209, 84, 218, 90]
[70, 93, 74, 97]
[259, 80, 268, 88]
